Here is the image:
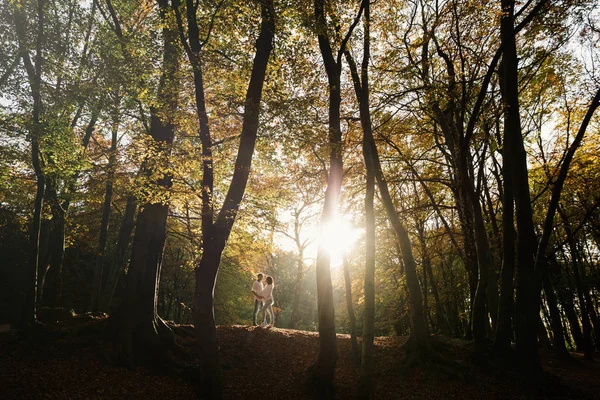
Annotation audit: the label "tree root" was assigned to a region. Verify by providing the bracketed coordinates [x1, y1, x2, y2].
[398, 335, 467, 380]
[102, 307, 192, 376]
[304, 362, 336, 400]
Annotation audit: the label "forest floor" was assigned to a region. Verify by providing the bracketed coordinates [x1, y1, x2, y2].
[0, 316, 599, 399]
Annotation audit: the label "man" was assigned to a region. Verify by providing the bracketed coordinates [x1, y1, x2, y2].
[251, 273, 265, 326]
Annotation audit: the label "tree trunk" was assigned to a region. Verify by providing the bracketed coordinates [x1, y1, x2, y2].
[100, 194, 137, 311]
[289, 213, 306, 329]
[311, 117, 341, 391]
[584, 289, 600, 352]
[345, 4, 427, 363]
[458, 194, 479, 341]
[537, 314, 552, 349]
[500, 0, 542, 378]
[113, 0, 179, 366]
[495, 129, 515, 353]
[36, 219, 51, 306]
[45, 200, 66, 307]
[542, 267, 568, 354]
[15, 0, 46, 327]
[26, 160, 45, 326]
[367, 85, 427, 351]
[357, 8, 376, 389]
[421, 245, 428, 330]
[288, 252, 304, 329]
[36, 182, 65, 309]
[342, 255, 360, 365]
[559, 209, 594, 359]
[177, 1, 275, 396]
[309, 0, 363, 391]
[433, 109, 498, 352]
[359, 161, 375, 399]
[91, 99, 120, 311]
[43, 100, 103, 308]
[337, 3, 377, 396]
[559, 288, 584, 351]
[113, 201, 173, 365]
[425, 259, 449, 335]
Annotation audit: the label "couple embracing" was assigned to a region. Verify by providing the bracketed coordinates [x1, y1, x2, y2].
[251, 273, 275, 327]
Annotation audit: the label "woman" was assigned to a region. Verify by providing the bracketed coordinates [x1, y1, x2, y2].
[261, 276, 275, 327]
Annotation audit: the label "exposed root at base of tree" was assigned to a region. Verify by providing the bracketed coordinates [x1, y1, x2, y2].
[399, 334, 467, 380]
[304, 363, 336, 400]
[103, 309, 190, 376]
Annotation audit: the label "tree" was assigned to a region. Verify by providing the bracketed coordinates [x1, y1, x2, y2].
[174, 0, 275, 396]
[90, 94, 121, 312]
[342, 0, 376, 396]
[13, 0, 46, 327]
[111, 0, 181, 366]
[308, 0, 363, 394]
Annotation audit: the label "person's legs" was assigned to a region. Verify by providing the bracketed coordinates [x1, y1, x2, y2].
[260, 300, 268, 325]
[262, 299, 274, 326]
[253, 299, 262, 326]
[268, 302, 275, 326]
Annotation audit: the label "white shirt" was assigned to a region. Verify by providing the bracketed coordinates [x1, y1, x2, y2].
[262, 284, 274, 303]
[252, 280, 264, 301]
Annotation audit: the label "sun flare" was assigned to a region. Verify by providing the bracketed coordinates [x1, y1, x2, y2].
[319, 217, 362, 267]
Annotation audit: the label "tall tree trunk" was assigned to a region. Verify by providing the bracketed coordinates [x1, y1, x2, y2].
[500, 0, 542, 378]
[346, 15, 426, 359]
[433, 109, 498, 352]
[289, 211, 306, 329]
[355, 6, 377, 392]
[342, 255, 360, 365]
[100, 194, 137, 311]
[43, 101, 104, 308]
[113, 0, 179, 366]
[36, 219, 51, 306]
[91, 99, 120, 311]
[288, 252, 304, 329]
[584, 288, 600, 352]
[45, 197, 65, 308]
[495, 121, 515, 352]
[310, 79, 341, 393]
[359, 155, 375, 399]
[537, 314, 551, 349]
[559, 287, 584, 351]
[425, 258, 449, 335]
[309, 0, 363, 392]
[465, 171, 496, 351]
[440, 127, 498, 353]
[421, 241, 429, 330]
[422, 27, 499, 345]
[542, 269, 568, 354]
[15, 0, 46, 327]
[459, 200, 479, 340]
[26, 156, 45, 326]
[340, 3, 377, 396]
[175, 1, 275, 396]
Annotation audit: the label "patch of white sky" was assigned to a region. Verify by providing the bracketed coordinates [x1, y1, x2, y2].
[272, 202, 363, 270]
[267, 144, 362, 270]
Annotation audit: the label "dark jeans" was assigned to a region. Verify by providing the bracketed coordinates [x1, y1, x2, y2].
[253, 299, 263, 325]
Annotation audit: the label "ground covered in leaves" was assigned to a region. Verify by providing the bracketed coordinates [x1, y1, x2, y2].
[0, 317, 598, 399]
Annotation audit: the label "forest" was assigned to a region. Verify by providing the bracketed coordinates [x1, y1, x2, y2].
[0, 0, 599, 399]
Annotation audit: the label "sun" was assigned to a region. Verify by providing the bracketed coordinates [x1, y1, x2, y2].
[319, 216, 362, 267]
